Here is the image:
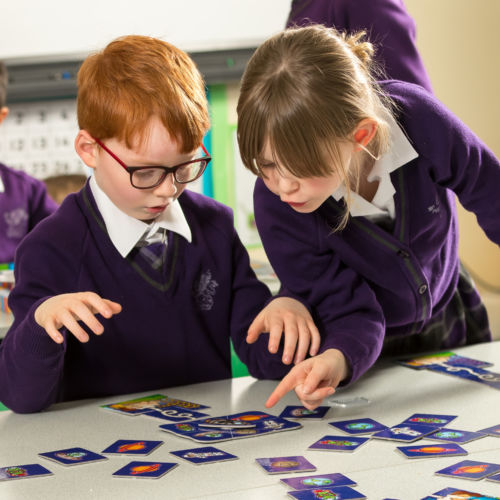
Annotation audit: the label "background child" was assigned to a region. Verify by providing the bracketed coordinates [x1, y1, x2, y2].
[237, 25, 499, 409]
[286, 0, 433, 92]
[0, 35, 320, 414]
[0, 61, 58, 263]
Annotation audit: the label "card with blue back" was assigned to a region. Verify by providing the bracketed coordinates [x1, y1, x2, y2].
[256, 455, 316, 474]
[426, 427, 486, 444]
[280, 472, 356, 490]
[0, 463, 53, 481]
[400, 413, 456, 427]
[308, 435, 369, 452]
[279, 406, 330, 420]
[142, 407, 210, 422]
[170, 446, 238, 465]
[396, 442, 467, 459]
[328, 418, 388, 435]
[477, 423, 500, 437]
[435, 460, 500, 480]
[287, 485, 366, 499]
[102, 439, 163, 455]
[39, 447, 107, 466]
[112, 461, 178, 478]
[372, 423, 438, 442]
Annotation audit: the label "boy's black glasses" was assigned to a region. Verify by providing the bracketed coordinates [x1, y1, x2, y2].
[93, 137, 211, 189]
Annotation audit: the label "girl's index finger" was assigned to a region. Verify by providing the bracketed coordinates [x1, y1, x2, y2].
[265, 369, 302, 408]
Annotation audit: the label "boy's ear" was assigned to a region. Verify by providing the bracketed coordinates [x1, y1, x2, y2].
[352, 118, 378, 151]
[0, 106, 9, 125]
[75, 130, 98, 169]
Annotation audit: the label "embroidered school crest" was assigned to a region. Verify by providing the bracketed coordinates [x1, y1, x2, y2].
[4, 208, 28, 239]
[193, 270, 218, 311]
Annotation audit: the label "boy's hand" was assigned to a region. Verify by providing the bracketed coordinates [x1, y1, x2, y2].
[34, 292, 122, 344]
[247, 297, 320, 365]
[265, 349, 349, 410]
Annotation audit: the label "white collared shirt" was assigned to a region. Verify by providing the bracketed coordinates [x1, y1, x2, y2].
[89, 175, 192, 258]
[0, 172, 4, 193]
[332, 113, 418, 220]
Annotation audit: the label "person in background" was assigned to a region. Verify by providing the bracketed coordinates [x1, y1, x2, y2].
[286, 0, 433, 93]
[237, 25, 499, 410]
[0, 35, 320, 414]
[0, 61, 58, 264]
[44, 173, 88, 205]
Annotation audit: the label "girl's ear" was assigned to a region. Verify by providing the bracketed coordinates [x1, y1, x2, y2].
[352, 118, 378, 151]
[75, 130, 98, 169]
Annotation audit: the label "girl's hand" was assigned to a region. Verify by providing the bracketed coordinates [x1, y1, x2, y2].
[246, 297, 320, 365]
[34, 292, 122, 344]
[265, 349, 349, 409]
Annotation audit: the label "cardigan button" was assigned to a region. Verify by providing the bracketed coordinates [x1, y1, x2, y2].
[418, 284, 428, 295]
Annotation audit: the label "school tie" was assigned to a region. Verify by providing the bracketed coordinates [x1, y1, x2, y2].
[137, 229, 167, 271]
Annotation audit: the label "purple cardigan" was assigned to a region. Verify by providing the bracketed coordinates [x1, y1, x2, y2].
[254, 81, 500, 384]
[0, 163, 58, 262]
[286, 0, 433, 93]
[0, 186, 291, 413]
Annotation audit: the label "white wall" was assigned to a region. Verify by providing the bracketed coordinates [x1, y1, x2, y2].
[0, 0, 291, 60]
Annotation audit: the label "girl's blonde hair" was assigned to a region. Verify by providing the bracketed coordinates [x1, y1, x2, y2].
[237, 25, 394, 228]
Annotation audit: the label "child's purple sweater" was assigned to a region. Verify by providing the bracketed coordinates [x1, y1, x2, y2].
[0, 186, 290, 413]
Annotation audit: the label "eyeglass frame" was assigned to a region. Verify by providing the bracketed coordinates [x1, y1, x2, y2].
[92, 136, 211, 189]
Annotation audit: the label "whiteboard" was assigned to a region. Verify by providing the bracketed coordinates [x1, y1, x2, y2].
[0, 0, 291, 59]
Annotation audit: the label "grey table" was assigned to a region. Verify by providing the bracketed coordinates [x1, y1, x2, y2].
[1, 342, 499, 499]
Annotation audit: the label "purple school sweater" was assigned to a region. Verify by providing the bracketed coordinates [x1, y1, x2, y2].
[286, 0, 433, 93]
[0, 163, 58, 262]
[0, 186, 291, 413]
[254, 81, 500, 384]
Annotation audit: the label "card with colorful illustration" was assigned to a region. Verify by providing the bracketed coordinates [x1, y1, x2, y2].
[198, 417, 256, 429]
[328, 418, 388, 435]
[398, 351, 493, 370]
[477, 424, 500, 437]
[160, 411, 302, 443]
[399, 413, 456, 428]
[102, 439, 163, 455]
[279, 406, 330, 420]
[428, 487, 496, 498]
[170, 446, 238, 465]
[100, 394, 210, 415]
[371, 423, 438, 442]
[308, 435, 369, 452]
[280, 472, 356, 490]
[142, 407, 210, 423]
[256, 456, 316, 474]
[435, 460, 500, 481]
[425, 364, 500, 390]
[396, 442, 467, 459]
[39, 447, 108, 466]
[0, 463, 53, 481]
[426, 428, 486, 444]
[112, 461, 178, 479]
[287, 485, 366, 499]
[486, 472, 500, 483]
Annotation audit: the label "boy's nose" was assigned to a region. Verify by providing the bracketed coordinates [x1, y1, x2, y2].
[153, 173, 177, 197]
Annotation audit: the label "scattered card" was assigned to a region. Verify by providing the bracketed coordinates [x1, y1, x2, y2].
[486, 472, 500, 483]
[279, 406, 330, 420]
[371, 423, 438, 442]
[142, 407, 210, 422]
[39, 447, 107, 466]
[398, 351, 493, 369]
[328, 418, 388, 435]
[0, 464, 53, 481]
[308, 435, 369, 452]
[112, 461, 178, 478]
[287, 485, 366, 499]
[256, 456, 316, 474]
[428, 487, 492, 498]
[102, 439, 163, 455]
[435, 459, 500, 481]
[400, 413, 456, 428]
[425, 364, 500, 390]
[477, 424, 500, 437]
[198, 417, 256, 429]
[426, 428, 486, 444]
[396, 442, 467, 459]
[280, 472, 356, 490]
[100, 394, 209, 415]
[170, 446, 238, 465]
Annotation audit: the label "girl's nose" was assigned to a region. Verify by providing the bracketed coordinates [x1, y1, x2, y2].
[277, 172, 299, 194]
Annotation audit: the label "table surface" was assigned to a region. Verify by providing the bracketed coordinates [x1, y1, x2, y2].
[1, 342, 499, 500]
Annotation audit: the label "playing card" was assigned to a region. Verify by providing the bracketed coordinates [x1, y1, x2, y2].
[39, 447, 107, 466]
[112, 461, 178, 478]
[102, 439, 163, 455]
[279, 406, 330, 420]
[256, 456, 316, 474]
[198, 417, 256, 429]
[398, 351, 493, 369]
[280, 472, 356, 490]
[328, 418, 388, 435]
[426, 428, 486, 444]
[486, 472, 500, 483]
[435, 459, 500, 481]
[427, 487, 489, 498]
[476, 424, 500, 437]
[142, 407, 210, 422]
[100, 394, 209, 415]
[308, 435, 369, 452]
[425, 364, 500, 390]
[400, 413, 456, 427]
[396, 442, 467, 459]
[287, 486, 366, 499]
[0, 464, 53, 481]
[170, 446, 238, 464]
[371, 423, 438, 442]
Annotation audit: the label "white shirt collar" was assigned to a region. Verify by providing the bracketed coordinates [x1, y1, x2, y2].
[0, 172, 4, 193]
[89, 175, 192, 257]
[332, 113, 418, 218]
